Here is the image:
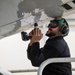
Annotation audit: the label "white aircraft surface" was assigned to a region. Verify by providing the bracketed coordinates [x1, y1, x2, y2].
[0, 0, 75, 39]
[0, 0, 75, 75]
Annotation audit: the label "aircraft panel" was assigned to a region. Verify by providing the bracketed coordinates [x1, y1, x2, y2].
[0, 0, 75, 39]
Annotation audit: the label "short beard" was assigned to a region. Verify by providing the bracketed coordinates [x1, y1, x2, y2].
[45, 32, 56, 38]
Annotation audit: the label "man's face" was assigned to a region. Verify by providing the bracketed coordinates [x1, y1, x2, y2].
[46, 21, 60, 37]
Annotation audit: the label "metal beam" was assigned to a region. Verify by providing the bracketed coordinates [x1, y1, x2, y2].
[38, 58, 75, 75]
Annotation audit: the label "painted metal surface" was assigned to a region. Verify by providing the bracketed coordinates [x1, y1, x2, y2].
[0, 0, 74, 39]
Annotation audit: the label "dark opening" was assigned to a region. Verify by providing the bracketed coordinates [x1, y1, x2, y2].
[72, 0, 75, 4]
[62, 4, 72, 10]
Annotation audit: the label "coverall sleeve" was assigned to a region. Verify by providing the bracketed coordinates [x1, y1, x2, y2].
[27, 42, 45, 67]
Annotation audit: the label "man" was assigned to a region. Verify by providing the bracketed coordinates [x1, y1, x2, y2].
[27, 17, 72, 75]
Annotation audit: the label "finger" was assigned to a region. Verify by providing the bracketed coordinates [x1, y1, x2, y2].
[34, 28, 38, 35]
[29, 30, 34, 36]
[38, 29, 41, 35]
[33, 28, 36, 35]
[37, 28, 41, 36]
[36, 28, 38, 35]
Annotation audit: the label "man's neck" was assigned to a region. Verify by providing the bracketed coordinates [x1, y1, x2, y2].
[49, 34, 63, 39]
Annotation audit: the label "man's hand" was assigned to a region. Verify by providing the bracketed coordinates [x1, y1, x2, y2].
[29, 28, 43, 46]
